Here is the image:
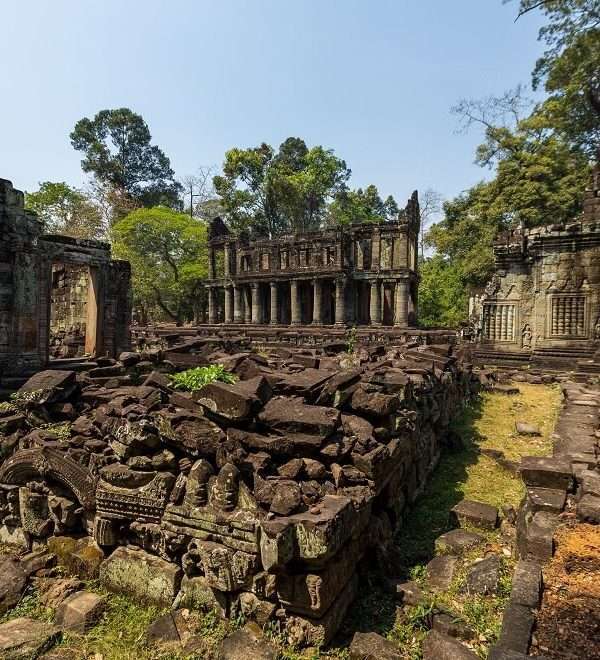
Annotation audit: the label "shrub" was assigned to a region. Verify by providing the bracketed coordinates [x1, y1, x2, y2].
[169, 365, 237, 392]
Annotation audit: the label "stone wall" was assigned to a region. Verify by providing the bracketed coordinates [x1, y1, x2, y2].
[0, 339, 483, 645]
[0, 178, 132, 378]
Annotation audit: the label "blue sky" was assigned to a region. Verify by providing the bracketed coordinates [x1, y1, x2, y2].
[1, 1, 545, 207]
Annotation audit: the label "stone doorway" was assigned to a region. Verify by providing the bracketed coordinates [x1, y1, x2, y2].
[48, 263, 101, 360]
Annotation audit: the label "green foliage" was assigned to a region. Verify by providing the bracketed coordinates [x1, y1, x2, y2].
[418, 255, 470, 327]
[169, 365, 237, 392]
[327, 184, 399, 226]
[112, 207, 208, 324]
[213, 137, 351, 237]
[345, 326, 358, 354]
[10, 389, 43, 406]
[70, 108, 182, 213]
[25, 181, 104, 239]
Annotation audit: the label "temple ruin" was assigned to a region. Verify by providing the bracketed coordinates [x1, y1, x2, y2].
[0, 178, 132, 379]
[473, 167, 600, 372]
[205, 191, 420, 328]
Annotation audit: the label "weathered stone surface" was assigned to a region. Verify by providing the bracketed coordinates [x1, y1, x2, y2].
[496, 603, 535, 654]
[509, 560, 541, 608]
[0, 556, 28, 615]
[389, 580, 424, 605]
[54, 590, 105, 633]
[146, 611, 189, 645]
[349, 631, 401, 659]
[0, 617, 60, 659]
[100, 546, 182, 607]
[177, 575, 228, 617]
[36, 577, 83, 609]
[19, 370, 77, 403]
[422, 630, 479, 659]
[451, 499, 499, 530]
[515, 422, 541, 437]
[218, 623, 277, 660]
[259, 397, 340, 437]
[426, 555, 458, 591]
[526, 487, 566, 513]
[520, 456, 573, 490]
[351, 386, 399, 418]
[523, 511, 558, 561]
[435, 529, 485, 555]
[577, 493, 600, 523]
[462, 555, 502, 595]
[432, 613, 474, 640]
[47, 536, 104, 580]
[196, 381, 254, 422]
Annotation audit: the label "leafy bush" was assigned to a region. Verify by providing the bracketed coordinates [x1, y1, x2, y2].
[169, 365, 237, 392]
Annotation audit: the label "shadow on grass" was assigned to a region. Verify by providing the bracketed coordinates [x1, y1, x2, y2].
[334, 396, 486, 647]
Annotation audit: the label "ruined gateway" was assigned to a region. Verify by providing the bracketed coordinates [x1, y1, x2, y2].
[0, 178, 131, 377]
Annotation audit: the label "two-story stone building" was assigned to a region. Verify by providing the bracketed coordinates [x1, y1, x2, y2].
[205, 191, 420, 328]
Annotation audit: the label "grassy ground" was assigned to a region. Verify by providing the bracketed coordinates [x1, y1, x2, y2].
[0, 384, 562, 659]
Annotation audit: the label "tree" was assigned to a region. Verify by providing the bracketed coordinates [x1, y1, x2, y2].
[111, 208, 208, 325]
[510, 0, 600, 157]
[213, 137, 351, 238]
[418, 255, 470, 327]
[25, 182, 104, 240]
[181, 166, 224, 221]
[418, 189, 443, 259]
[327, 185, 400, 226]
[70, 108, 182, 216]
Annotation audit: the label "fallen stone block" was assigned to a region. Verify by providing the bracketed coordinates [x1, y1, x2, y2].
[422, 630, 479, 659]
[349, 631, 402, 659]
[426, 555, 458, 591]
[435, 529, 485, 555]
[526, 487, 566, 514]
[54, 590, 105, 633]
[19, 370, 77, 404]
[462, 555, 502, 595]
[146, 611, 189, 645]
[387, 579, 424, 606]
[451, 499, 499, 530]
[523, 511, 558, 561]
[218, 623, 277, 660]
[177, 575, 228, 617]
[520, 456, 573, 490]
[577, 493, 600, 523]
[0, 556, 28, 615]
[0, 617, 60, 659]
[100, 546, 182, 607]
[496, 602, 534, 654]
[47, 536, 104, 580]
[258, 397, 340, 437]
[432, 612, 474, 640]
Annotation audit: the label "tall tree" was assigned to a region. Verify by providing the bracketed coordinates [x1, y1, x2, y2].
[70, 108, 182, 217]
[25, 182, 104, 240]
[213, 137, 350, 238]
[111, 207, 208, 325]
[327, 185, 399, 225]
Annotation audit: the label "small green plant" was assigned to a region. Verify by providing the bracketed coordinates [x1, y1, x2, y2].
[0, 401, 17, 414]
[41, 422, 72, 442]
[346, 326, 358, 354]
[169, 365, 237, 392]
[9, 389, 43, 407]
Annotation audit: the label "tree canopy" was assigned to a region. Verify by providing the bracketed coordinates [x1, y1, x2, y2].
[25, 181, 104, 240]
[327, 185, 399, 226]
[70, 108, 182, 215]
[111, 207, 208, 325]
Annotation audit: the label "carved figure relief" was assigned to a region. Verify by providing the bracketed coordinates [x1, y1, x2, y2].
[521, 323, 533, 349]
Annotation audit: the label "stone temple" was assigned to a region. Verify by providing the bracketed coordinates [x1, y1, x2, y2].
[205, 191, 420, 328]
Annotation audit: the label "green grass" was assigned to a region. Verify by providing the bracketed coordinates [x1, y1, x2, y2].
[169, 365, 237, 392]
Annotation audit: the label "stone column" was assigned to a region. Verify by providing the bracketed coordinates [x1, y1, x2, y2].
[251, 283, 260, 324]
[224, 243, 230, 278]
[394, 280, 409, 327]
[224, 287, 233, 324]
[313, 279, 323, 325]
[270, 282, 279, 325]
[208, 248, 216, 279]
[233, 286, 243, 323]
[244, 287, 252, 324]
[335, 278, 346, 326]
[208, 287, 216, 324]
[370, 280, 382, 325]
[291, 280, 301, 325]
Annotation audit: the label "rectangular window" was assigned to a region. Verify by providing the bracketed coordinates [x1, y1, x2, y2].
[482, 304, 516, 342]
[279, 250, 289, 269]
[260, 253, 270, 271]
[550, 295, 586, 337]
[325, 246, 336, 266]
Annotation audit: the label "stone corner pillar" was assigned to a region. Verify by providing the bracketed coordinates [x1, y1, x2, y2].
[290, 279, 302, 325]
[269, 282, 279, 325]
[335, 277, 347, 326]
[370, 280, 382, 326]
[224, 286, 233, 324]
[312, 278, 323, 325]
[243, 286, 251, 324]
[394, 279, 409, 327]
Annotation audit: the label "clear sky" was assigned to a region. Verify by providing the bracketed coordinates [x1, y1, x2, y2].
[1, 0, 546, 206]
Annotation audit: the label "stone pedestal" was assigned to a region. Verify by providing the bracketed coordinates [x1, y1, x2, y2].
[335, 278, 346, 326]
[291, 280, 301, 325]
[370, 281, 382, 325]
[313, 279, 323, 325]
[270, 282, 279, 325]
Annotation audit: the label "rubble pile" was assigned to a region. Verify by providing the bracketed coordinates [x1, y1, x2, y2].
[0, 338, 484, 646]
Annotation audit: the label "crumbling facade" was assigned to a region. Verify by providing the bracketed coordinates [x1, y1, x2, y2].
[205, 192, 420, 328]
[0, 178, 132, 377]
[474, 168, 600, 368]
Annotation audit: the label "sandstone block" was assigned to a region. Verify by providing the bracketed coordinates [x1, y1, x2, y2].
[422, 630, 479, 659]
[451, 499, 499, 530]
[0, 617, 60, 659]
[349, 632, 401, 659]
[54, 590, 105, 633]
